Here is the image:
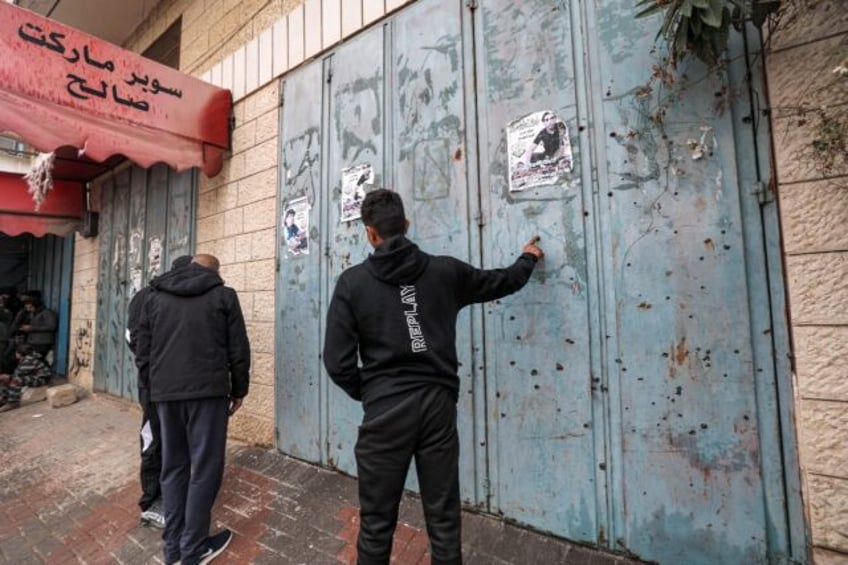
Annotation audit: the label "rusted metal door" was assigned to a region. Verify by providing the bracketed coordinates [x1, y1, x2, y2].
[276, 60, 325, 463]
[322, 26, 384, 475]
[472, 0, 601, 544]
[276, 0, 487, 502]
[93, 165, 196, 400]
[274, 0, 804, 563]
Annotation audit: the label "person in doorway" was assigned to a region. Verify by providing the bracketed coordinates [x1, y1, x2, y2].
[18, 291, 58, 364]
[0, 292, 13, 374]
[0, 289, 14, 326]
[135, 253, 250, 565]
[8, 289, 30, 333]
[0, 343, 53, 413]
[323, 189, 544, 565]
[126, 254, 194, 530]
[1, 289, 27, 374]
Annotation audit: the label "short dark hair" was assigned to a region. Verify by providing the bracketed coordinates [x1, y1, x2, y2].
[285, 209, 295, 218]
[16, 343, 34, 357]
[22, 291, 42, 307]
[361, 189, 406, 238]
[541, 111, 556, 122]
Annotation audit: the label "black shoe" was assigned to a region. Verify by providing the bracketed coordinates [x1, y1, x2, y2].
[190, 529, 233, 565]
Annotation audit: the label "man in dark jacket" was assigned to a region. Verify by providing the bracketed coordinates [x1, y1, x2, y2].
[18, 291, 57, 362]
[323, 189, 544, 565]
[126, 254, 193, 530]
[135, 254, 250, 565]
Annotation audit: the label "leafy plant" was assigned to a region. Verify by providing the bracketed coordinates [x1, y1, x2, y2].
[635, 0, 780, 67]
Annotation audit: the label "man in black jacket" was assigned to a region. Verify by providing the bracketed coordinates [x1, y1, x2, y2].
[18, 291, 58, 363]
[135, 254, 250, 565]
[323, 189, 544, 565]
[127, 254, 193, 530]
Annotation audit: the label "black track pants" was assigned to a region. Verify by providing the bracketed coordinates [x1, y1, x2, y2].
[139, 391, 162, 511]
[355, 385, 462, 565]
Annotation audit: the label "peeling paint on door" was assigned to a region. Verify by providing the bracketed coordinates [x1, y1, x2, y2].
[274, 0, 802, 563]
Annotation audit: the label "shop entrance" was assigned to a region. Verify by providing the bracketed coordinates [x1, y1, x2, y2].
[0, 233, 73, 375]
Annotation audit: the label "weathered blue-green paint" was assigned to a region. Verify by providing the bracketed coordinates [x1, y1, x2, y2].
[726, 23, 807, 564]
[274, 0, 804, 563]
[275, 60, 326, 463]
[473, 0, 599, 545]
[93, 165, 196, 401]
[324, 24, 385, 475]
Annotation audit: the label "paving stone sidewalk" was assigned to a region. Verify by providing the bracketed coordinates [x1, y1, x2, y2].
[0, 394, 645, 564]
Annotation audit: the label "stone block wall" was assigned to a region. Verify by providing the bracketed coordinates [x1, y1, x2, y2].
[766, 1, 848, 559]
[68, 186, 101, 392]
[192, 80, 280, 446]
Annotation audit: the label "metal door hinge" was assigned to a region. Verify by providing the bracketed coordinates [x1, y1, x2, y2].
[466, 0, 477, 9]
[753, 181, 774, 205]
[279, 89, 285, 108]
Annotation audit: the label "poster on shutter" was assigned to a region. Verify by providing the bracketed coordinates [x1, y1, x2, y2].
[148, 237, 162, 277]
[341, 163, 374, 222]
[506, 110, 573, 192]
[283, 197, 310, 256]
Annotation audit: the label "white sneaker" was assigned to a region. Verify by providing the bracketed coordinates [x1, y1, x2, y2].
[140, 499, 165, 529]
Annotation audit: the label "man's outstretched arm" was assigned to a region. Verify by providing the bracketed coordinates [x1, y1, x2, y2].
[457, 235, 545, 305]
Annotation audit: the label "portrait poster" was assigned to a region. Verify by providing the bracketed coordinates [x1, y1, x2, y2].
[506, 110, 573, 192]
[282, 196, 310, 256]
[341, 163, 374, 222]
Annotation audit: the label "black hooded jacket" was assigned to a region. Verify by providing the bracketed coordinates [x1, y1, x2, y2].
[135, 263, 251, 402]
[323, 235, 538, 406]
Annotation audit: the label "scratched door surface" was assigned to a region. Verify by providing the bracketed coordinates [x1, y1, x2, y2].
[586, 2, 799, 562]
[276, 60, 325, 462]
[93, 165, 196, 400]
[321, 0, 480, 499]
[323, 24, 384, 474]
[274, 0, 802, 563]
[472, 0, 600, 544]
[391, 0, 481, 502]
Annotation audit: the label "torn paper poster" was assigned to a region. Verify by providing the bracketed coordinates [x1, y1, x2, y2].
[507, 110, 573, 192]
[341, 163, 374, 222]
[283, 196, 310, 256]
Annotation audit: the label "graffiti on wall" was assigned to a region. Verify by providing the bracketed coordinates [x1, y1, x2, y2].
[69, 320, 92, 376]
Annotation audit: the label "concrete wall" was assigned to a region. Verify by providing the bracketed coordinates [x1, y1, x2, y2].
[766, 2, 848, 561]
